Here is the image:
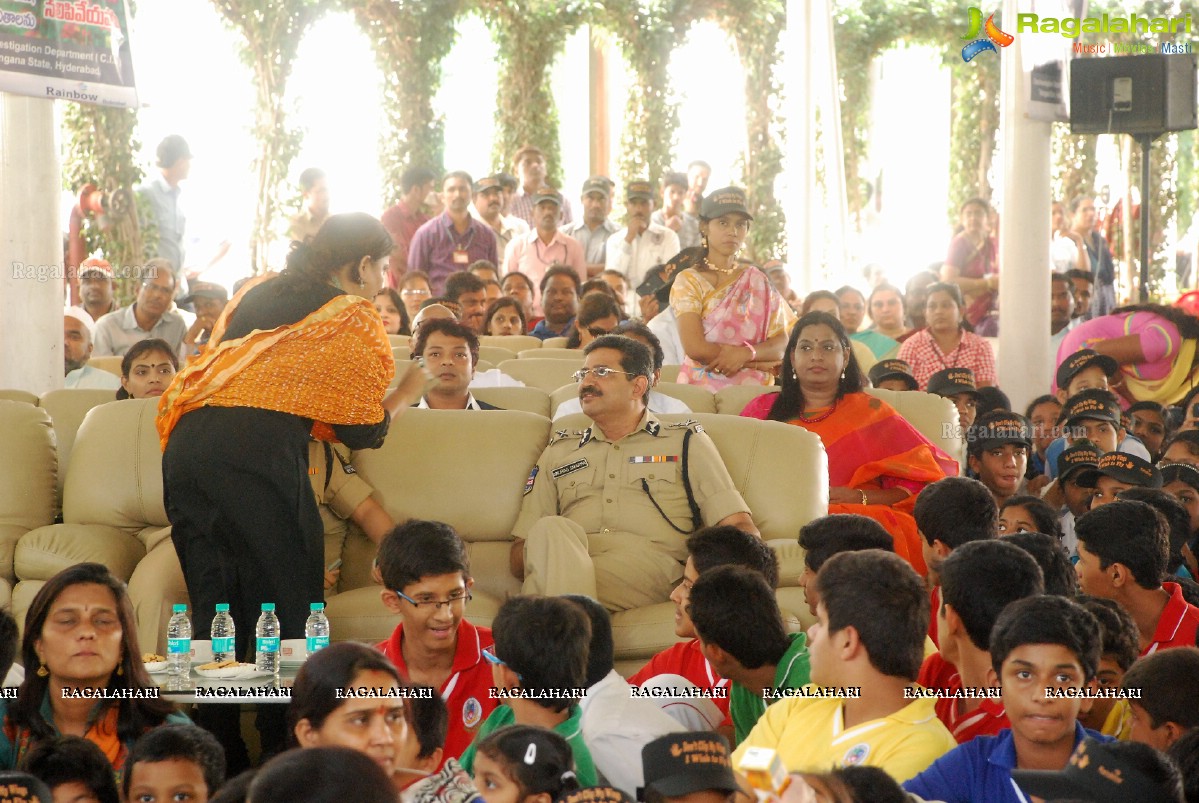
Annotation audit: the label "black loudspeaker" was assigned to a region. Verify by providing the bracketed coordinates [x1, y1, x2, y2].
[1070, 54, 1197, 135]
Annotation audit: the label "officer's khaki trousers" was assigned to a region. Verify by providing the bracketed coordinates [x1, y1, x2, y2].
[521, 517, 683, 611]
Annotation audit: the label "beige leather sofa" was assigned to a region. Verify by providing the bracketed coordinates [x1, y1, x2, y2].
[0, 401, 57, 608]
[324, 409, 827, 670]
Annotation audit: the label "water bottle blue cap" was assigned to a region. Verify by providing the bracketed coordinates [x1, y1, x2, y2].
[261, 603, 275, 611]
[310, 602, 324, 611]
[172, 604, 186, 613]
[215, 603, 229, 612]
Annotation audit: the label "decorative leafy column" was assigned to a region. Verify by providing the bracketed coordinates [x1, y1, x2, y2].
[349, 0, 462, 205]
[946, 54, 999, 216]
[722, 0, 787, 261]
[593, 0, 687, 187]
[476, 0, 587, 183]
[61, 104, 150, 305]
[211, 0, 323, 272]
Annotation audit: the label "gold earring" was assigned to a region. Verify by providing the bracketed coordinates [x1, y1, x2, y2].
[36, 664, 48, 677]
[701, 234, 709, 250]
[116, 664, 123, 676]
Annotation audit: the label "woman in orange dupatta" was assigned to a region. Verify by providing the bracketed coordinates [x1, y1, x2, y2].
[158, 214, 428, 660]
[741, 312, 958, 575]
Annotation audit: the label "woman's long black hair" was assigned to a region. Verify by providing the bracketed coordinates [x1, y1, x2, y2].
[768, 312, 865, 422]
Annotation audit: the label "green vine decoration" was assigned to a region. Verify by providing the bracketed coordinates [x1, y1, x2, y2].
[946, 55, 999, 215]
[348, 0, 462, 205]
[211, 0, 323, 272]
[476, 0, 587, 184]
[1050, 125, 1097, 207]
[592, 0, 687, 188]
[61, 103, 151, 305]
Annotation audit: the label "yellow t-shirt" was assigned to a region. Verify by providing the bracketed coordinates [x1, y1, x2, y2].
[731, 686, 957, 783]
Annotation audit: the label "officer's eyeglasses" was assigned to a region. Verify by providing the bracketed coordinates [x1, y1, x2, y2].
[572, 367, 637, 383]
[394, 590, 472, 611]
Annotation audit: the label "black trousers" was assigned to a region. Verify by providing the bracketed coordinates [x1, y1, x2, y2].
[163, 407, 324, 654]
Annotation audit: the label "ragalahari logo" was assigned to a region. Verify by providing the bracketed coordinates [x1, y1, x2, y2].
[962, 8, 1014, 61]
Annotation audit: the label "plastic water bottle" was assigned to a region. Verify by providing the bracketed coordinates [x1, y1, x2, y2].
[166, 604, 192, 677]
[305, 602, 330, 656]
[211, 603, 236, 663]
[255, 603, 280, 675]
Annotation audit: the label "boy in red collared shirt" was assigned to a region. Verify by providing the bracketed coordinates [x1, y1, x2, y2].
[1075, 500, 1199, 656]
[917, 540, 1043, 741]
[627, 525, 778, 731]
[375, 520, 497, 762]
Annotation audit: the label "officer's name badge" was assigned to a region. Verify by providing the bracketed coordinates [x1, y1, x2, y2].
[629, 455, 679, 463]
[552, 459, 590, 479]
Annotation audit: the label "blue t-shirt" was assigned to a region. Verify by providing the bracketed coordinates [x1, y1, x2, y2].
[903, 723, 1109, 803]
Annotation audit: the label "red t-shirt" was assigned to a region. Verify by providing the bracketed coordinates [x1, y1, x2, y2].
[1142, 582, 1199, 656]
[376, 619, 498, 761]
[918, 652, 1009, 743]
[928, 586, 942, 648]
[627, 638, 731, 724]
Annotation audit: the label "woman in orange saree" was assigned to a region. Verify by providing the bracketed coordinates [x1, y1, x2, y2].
[741, 312, 957, 575]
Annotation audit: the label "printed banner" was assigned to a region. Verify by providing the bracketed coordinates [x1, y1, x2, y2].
[0, 0, 137, 108]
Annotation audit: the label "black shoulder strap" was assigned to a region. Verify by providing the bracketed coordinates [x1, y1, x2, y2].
[681, 427, 703, 531]
[322, 441, 334, 493]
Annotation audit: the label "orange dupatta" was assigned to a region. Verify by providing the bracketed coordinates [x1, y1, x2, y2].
[156, 274, 394, 450]
[790, 393, 955, 575]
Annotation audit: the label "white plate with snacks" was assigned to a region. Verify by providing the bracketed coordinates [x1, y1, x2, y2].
[194, 662, 271, 680]
[142, 655, 168, 674]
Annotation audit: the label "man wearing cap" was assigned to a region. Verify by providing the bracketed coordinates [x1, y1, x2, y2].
[64, 307, 120, 390]
[562, 177, 619, 277]
[78, 257, 118, 323]
[470, 174, 529, 257]
[966, 411, 1032, 506]
[1044, 384, 1151, 481]
[92, 259, 188, 359]
[503, 186, 587, 310]
[640, 732, 740, 803]
[382, 166, 436, 287]
[408, 171, 499, 297]
[928, 368, 981, 434]
[1076, 452, 1163, 509]
[179, 282, 229, 357]
[868, 359, 919, 392]
[606, 181, 681, 317]
[1076, 499, 1199, 656]
[651, 172, 700, 251]
[508, 145, 574, 226]
[1014, 738, 1185, 803]
[137, 134, 192, 283]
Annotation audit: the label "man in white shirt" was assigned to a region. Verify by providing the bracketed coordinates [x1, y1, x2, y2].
[92, 259, 188, 358]
[562, 176, 619, 277]
[470, 174, 528, 257]
[553, 321, 690, 420]
[605, 181, 680, 317]
[64, 307, 120, 390]
[568, 595, 683, 798]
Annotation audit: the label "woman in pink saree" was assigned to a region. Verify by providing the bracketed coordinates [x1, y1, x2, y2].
[671, 187, 796, 390]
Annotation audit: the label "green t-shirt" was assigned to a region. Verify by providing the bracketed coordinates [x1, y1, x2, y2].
[458, 703, 599, 786]
[730, 631, 810, 745]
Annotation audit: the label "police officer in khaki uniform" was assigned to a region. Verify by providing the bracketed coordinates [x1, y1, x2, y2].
[510, 335, 757, 611]
[308, 440, 394, 595]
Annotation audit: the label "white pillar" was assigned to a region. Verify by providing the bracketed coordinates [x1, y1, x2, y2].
[0, 93, 62, 394]
[996, 0, 1053, 412]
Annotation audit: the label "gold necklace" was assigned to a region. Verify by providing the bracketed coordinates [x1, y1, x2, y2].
[703, 258, 736, 274]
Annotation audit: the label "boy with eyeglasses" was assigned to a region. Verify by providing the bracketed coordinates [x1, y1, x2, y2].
[376, 519, 498, 763]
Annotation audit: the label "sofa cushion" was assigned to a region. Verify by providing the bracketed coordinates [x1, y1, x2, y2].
[64, 399, 168, 530]
[0, 401, 56, 581]
[16, 523, 146, 581]
[352, 409, 547, 542]
[470, 387, 550, 418]
[38, 389, 120, 500]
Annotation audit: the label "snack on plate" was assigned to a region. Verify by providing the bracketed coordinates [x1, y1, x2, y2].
[198, 660, 240, 671]
[142, 653, 166, 663]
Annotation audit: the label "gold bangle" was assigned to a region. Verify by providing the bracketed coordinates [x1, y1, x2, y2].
[858, 489, 868, 506]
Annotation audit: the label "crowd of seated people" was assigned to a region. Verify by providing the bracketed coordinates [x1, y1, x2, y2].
[39, 163, 1199, 803]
